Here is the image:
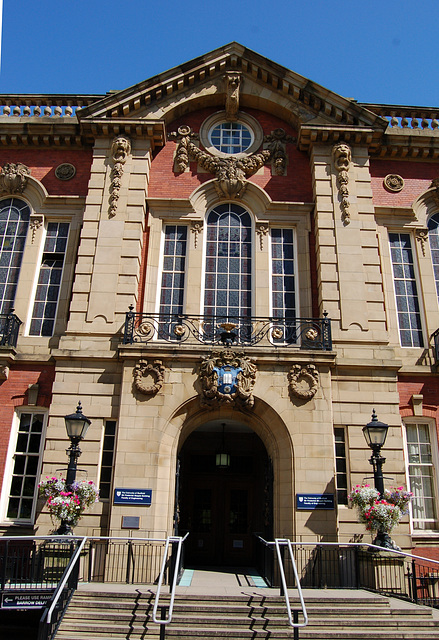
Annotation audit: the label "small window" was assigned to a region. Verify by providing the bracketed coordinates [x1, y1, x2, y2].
[270, 228, 296, 321]
[334, 427, 348, 505]
[29, 222, 69, 336]
[209, 122, 253, 155]
[99, 420, 116, 500]
[4, 412, 46, 522]
[159, 225, 187, 317]
[405, 422, 438, 530]
[389, 232, 424, 347]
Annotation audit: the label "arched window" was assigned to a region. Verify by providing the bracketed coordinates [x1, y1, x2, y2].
[428, 213, 439, 302]
[204, 203, 252, 320]
[0, 198, 30, 315]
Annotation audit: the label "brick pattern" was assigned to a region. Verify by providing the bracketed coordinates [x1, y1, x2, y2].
[0, 364, 55, 495]
[148, 107, 313, 202]
[398, 375, 439, 449]
[370, 159, 439, 207]
[0, 149, 92, 196]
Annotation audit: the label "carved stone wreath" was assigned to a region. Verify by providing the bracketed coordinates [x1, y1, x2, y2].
[55, 163, 76, 181]
[288, 364, 319, 400]
[384, 174, 404, 192]
[133, 359, 165, 396]
[199, 349, 257, 408]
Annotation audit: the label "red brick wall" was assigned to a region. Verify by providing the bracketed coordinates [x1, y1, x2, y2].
[148, 108, 313, 202]
[398, 374, 439, 467]
[0, 364, 55, 494]
[370, 159, 439, 207]
[0, 149, 92, 196]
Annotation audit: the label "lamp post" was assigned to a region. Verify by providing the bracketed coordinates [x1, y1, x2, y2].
[362, 409, 389, 498]
[57, 402, 91, 535]
[363, 409, 395, 549]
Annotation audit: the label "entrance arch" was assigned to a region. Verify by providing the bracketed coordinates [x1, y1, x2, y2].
[169, 397, 295, 568]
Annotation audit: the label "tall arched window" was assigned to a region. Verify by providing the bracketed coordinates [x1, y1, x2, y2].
[428, 213, 439, 303]
[204, 203, 252, 319]
[0, 198, 30, 315]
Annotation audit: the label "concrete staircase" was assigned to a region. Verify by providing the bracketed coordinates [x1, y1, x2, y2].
[54, 588, 439, 639]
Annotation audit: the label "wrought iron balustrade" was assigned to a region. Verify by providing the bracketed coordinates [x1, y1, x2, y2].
[0, 310, 22, 347]
[123, 309, 332, 350]
[432, 328, 439, 366]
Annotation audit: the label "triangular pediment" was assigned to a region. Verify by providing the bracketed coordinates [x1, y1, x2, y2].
[78, 43, 387, 149]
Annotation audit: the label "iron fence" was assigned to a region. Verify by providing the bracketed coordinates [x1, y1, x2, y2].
[255, 538, 439, 608]
[0, 538, 77, 590]
[82, 538, 167, 584]
[122, 309, 332, 350]
[0, 311, 22, 348]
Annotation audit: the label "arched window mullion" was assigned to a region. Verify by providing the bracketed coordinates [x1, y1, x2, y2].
[0, 197, 30, 315]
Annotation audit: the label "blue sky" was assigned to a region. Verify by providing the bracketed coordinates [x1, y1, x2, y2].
[1, 0, 437, 107]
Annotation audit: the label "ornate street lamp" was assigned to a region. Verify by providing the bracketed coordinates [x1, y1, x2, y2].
[362, 409, 389, 498]
[57, 402, 91, 535]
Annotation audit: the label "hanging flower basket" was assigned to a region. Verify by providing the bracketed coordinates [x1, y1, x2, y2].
[39, 477, 99, 529]
[349, 484, 412, 549]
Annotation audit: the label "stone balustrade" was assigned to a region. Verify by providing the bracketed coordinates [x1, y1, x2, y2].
[362, 104, 439, 130]
[0, 95, 104, 117]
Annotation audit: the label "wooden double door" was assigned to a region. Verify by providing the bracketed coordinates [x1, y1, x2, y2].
[178, 429, 272, 567]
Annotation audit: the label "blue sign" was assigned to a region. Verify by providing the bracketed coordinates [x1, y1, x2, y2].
[114, 488, 152, 506]
[1, 591, 52, 609]
[296, 494, 335, 510]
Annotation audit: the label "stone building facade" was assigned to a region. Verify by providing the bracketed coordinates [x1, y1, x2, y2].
[0, 43, 438, 563]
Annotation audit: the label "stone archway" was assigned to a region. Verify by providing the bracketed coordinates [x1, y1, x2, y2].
[162, 396, 295, 566]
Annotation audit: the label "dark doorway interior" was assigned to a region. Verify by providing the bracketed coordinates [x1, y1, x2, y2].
[177, 423, 272, 567]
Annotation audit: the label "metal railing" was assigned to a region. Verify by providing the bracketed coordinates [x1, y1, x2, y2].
[255, 539, 439, 608]
[82, 536, 167, 584]
[274, 539, 308, 634]
[38, 537, 86, 640]
[432, 327, 439, 366]
[0, 536, 78, 590]
[0, 310, 22, 347]
[123, 309, 332, 350]
[152, 534, 188, 627]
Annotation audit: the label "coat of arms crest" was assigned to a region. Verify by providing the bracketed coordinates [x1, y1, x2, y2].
[199, 350, 257, 408]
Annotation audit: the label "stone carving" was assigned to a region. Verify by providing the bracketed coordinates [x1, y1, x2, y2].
[199, 349, 257, 408]
[133, 359, 165, 396]
[256, 223, 269, 250]
[0, 365, 9, 381]
[225, 73, 241, 121]
[170, 125, 297, 198]
[192, 146, 270, 199]
[332, 143, 352, 224]
[29, 216, 43, 244]
[0, 163, 31, 195]
[264, 128, 295, 175]
[55, 163, 76, 181]
[430, 178, 439, 209]
[415, 228, 429, 256]
[109, 136, 131, 218]
[191, 221, 203, 248]
[384, 174, 404, 192]
[288, 364, 319, 400]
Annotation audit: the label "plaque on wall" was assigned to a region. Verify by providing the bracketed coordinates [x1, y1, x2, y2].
[113, 488, 152, 505]
[296, 494, 335, 510]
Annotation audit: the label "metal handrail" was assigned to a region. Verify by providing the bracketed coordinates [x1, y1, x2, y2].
[152, 534, 188, 625]
[274, 539, 308, 629]
[45, 536, 87, 625]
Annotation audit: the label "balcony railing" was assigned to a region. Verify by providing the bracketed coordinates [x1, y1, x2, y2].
[122, 308, 332, 350]
[0, 310, 22, 348]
